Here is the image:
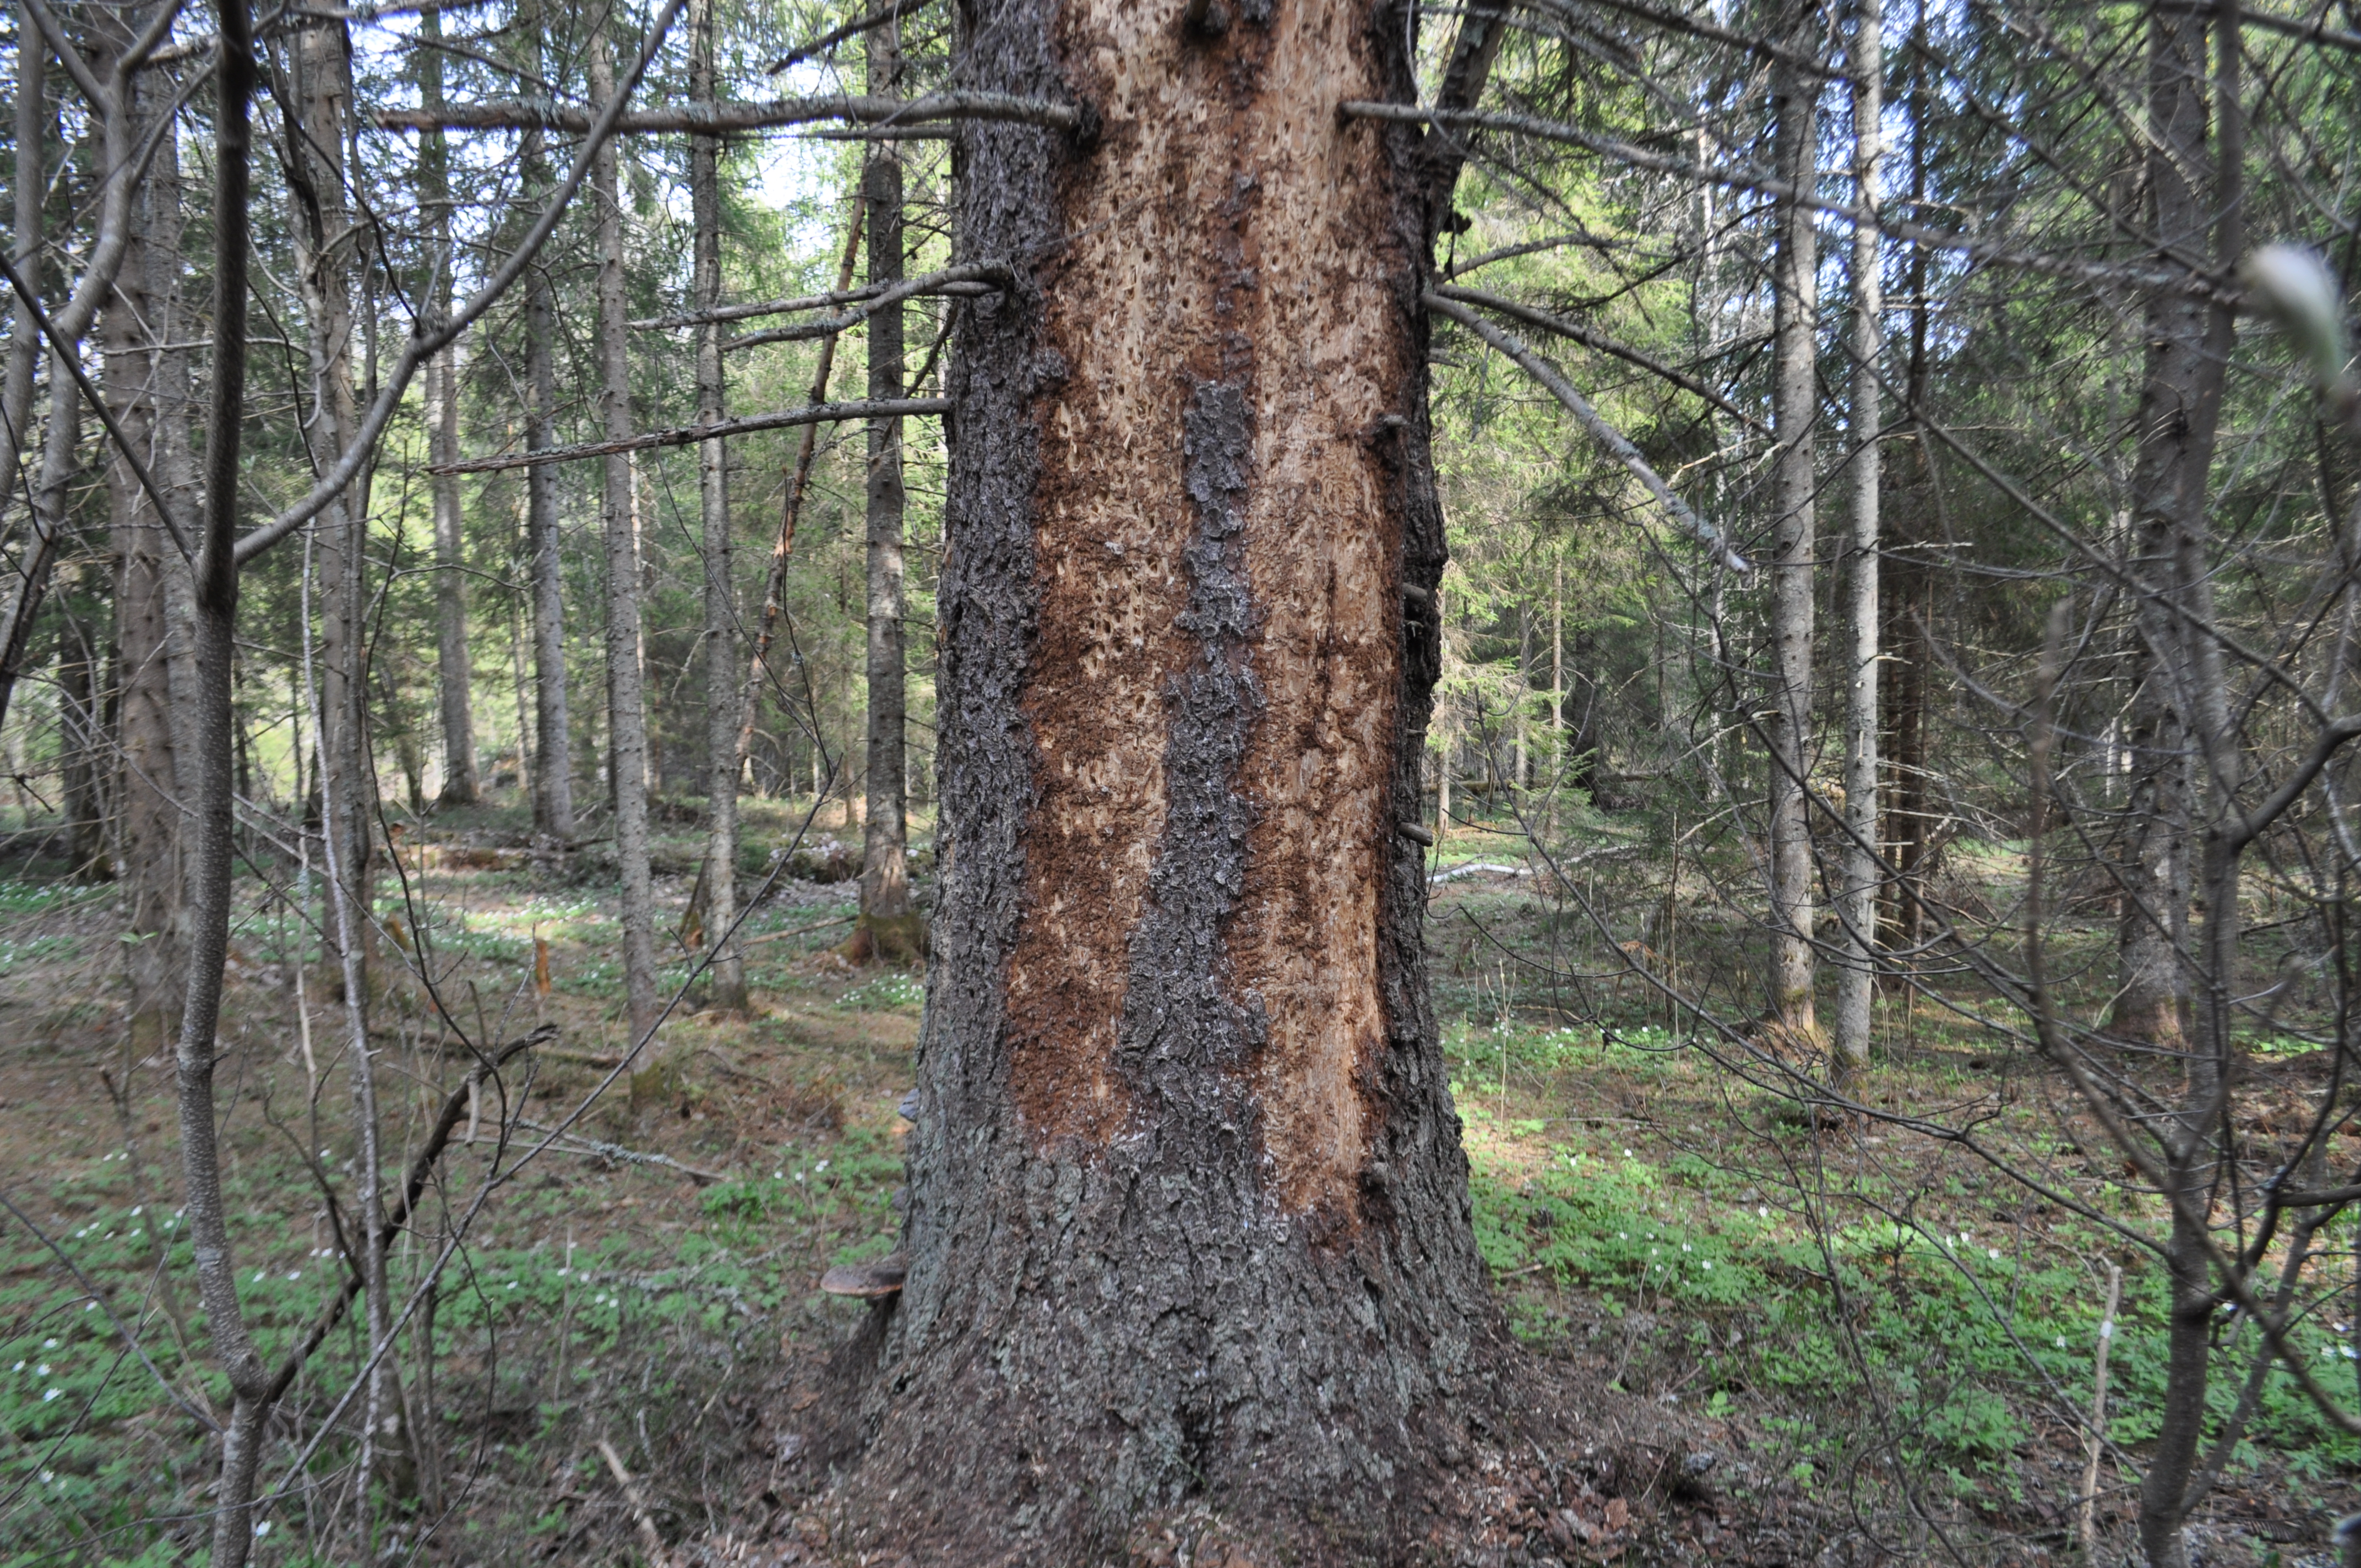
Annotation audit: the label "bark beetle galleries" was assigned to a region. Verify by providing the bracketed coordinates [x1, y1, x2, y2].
[1003, 0, 1407, 1215]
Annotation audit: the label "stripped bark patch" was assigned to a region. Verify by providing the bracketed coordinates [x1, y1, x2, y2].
[1000, 0, 1404, 1216]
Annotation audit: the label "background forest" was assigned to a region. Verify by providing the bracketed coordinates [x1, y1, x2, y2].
[2, 0, 2359, 1562]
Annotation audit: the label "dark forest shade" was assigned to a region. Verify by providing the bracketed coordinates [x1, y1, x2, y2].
[852, 0, 1494, 1555]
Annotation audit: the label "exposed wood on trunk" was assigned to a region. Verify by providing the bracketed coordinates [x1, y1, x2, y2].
[858, 1, 1490, 1554]
[593, 31, 660, 1048]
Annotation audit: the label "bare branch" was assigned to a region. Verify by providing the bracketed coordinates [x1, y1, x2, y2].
[431, 396, 950, 474]
[233, 0, 692, 565]
[1344, 100, 2222, 299]
[765, 0, 933, 74]
[1433, 281, 1762, 431]
[370, 89, 1081, 136]
[1423, 290, 1749, 571]
[631, 259, 1010, 330]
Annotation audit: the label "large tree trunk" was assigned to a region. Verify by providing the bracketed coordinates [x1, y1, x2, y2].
[689, 0, 747, 1010]
[421, 6, 477, 806]
[1766, 45, 1821, 1043]
[853, 1, 1492, 1555]
[1833, 0, 1883, 1081]
[856, 24, 917, 961]
[593, 32, 660, 1047]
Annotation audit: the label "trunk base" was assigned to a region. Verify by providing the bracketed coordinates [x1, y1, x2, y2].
[2106, 996, 2187, 1047]
[843, 911, 927, 965]
[777, 1311, 1701, 1566]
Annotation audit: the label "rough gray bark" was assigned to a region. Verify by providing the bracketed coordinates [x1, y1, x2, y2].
[1766, 46, 1821, 1043]
[521, 6, 573, 842]
[852, 1, 1493, 1556]
[689, 0, 747, 1010]
[422, 7, 478, 805]
[0, 0, 156, 737]
[593, 31, 660, 1047]
[282, 15, 376, 1014]
[1834, 0, 1883, 1079]
[2111, 2, 2218, 1061]
[2132, 7, 2242, 1562]
[177, 10, 270, 1561]
[856, 22, 915, 961]
[103, 53, 192, 1058]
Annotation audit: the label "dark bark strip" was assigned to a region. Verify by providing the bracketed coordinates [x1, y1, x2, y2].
[861, 1, 1489, 1555]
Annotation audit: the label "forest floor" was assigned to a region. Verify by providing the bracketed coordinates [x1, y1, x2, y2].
[0, 802, 2353, 1566]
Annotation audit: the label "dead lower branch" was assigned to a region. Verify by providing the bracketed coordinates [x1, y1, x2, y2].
[432, 397, 950, 474]
[371, 90, 1079, 135]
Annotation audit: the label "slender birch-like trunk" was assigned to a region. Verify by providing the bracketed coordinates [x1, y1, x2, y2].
[1, 3, 42, 482]
[521, 6, 573, 842]
[421, 5, 477, 804]
[1834, 0, 1884, 1079]
[690, 0, 747, 1008]
[593, 31, 660, 1047]
[1766, 44, 1822, 1043]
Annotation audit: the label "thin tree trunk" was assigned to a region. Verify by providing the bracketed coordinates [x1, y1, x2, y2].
[2, 3, 44, 483]
[422, 6, 477, 805]
[690, 0, 747, 1010]
[58, 605, 101, 872]
[1767, 43, 1822, 1043]
[179, 12, 271, 1563]
[1834, 0, 1884, 1081]
[736, 194, 863, 776]
[101, 26, 192, 1058]
[860, 3, 1491, 1555]
[594, 31, 660, 1048]
[284, 14, 406, 1514]
[281, 15, 375, 1011]
[1884, 48, 1932, 977]
[2135, 5, 2243, 1562]
[521, 12, 573, 842]
[856, 22, 915, 961]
